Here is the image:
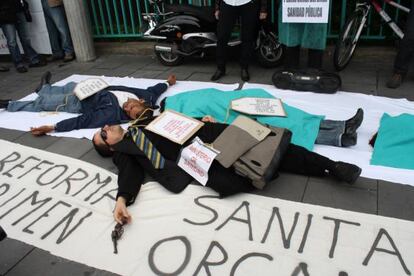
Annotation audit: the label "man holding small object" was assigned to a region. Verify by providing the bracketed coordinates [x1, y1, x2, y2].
[92, 113, 362, 225]
[0, 72, 176, 135]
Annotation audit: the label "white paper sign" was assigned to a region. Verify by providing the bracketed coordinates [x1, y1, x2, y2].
[145, 110, 204, 145]
[231, 97, 286, 117]
[282, 0, 330, 23]
[178, 137, 219, 185]
[74, 78, 109, 100]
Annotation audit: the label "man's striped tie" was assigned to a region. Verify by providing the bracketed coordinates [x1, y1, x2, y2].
[128, 126, 165, 169]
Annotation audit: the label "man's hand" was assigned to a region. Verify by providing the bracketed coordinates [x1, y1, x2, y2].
[113, 197, 132, 225]
[215, 10, 220, 20]
[167, 74, 176, 86]
[30, 125, 55, 136]
[201, 115, 217, 123]
[259, 12, 267, 20]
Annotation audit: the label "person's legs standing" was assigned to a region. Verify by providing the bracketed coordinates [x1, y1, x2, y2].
[41, 0, 64, 59]
[308, 48, 323, 70]
[387, 2, 414, 88]
[15, 12, 42, 66]
[239, 0, 260, 81]
[0, 23, 26, 71]
[47, 4, 75, 59]
[212, 2, 239, 80]
[283, 46, 300, 70]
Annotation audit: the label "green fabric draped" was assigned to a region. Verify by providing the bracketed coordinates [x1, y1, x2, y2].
[371, 113, 414, 170]
[164, 88, 324, 150]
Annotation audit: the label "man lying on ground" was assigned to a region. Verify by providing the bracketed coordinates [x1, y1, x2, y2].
[0, 72, 176, 135]
[91, 112, 362, 224]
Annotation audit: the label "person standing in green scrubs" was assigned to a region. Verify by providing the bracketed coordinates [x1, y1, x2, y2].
[278, 2, 328, 70]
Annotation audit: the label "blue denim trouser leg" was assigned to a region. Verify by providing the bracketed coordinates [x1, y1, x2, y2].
[315, 119, 345, 147]
[0, 23, 24, 67]
[15, 12, 40, 65]
[41, 1, 74, 55]
[7, 83, 81, 113]
[41, 0, 64, 58]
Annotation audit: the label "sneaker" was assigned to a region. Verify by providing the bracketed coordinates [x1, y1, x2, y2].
[35, 71, 52, 93]
[345, 108, 363, 135]
[16, 66, 28, 73]
[46, 55, 63, 62]
[63, 53, 75, 62]
[386, 73, 403, 89]
[29, 59, 47, 68]
[330, 161, 362, 184]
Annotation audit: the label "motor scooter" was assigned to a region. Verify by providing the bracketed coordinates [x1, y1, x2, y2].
[142, 0, 284, 67]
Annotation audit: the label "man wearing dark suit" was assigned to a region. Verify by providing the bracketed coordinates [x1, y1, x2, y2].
[92, 113, 362, 225]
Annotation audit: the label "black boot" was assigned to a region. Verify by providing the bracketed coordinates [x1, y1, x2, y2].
[345, 108, 364, 135]
[241, 68, 250, 82]
[0, 226, 6, 241]
[35, 71, 52, 93]
[0, 99, 11, 109]
[211, 69, 225, 81]
[341, 133, 357, 147]
[330, 161, 361, 184]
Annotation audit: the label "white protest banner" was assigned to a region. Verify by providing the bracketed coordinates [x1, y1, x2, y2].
[1, 139, 414, 276]
[145, 110, 204, 145]
[282, 0, 330, 23]
[178, 137, 219, 185]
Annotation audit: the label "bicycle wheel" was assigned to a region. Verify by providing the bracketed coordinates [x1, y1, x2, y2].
[333, 8, 367, 71]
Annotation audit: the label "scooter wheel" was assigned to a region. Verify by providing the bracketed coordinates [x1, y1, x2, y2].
[155, 51, 184, 66]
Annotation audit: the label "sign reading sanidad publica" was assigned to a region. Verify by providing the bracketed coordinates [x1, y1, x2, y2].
[282, 0, 330, 24]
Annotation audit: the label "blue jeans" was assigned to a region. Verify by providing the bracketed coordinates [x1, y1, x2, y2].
[0, 12, 40, 67]
[7, 82, 82, 113]
[316, 119, 345, 147]
[41, 0, 74, 57]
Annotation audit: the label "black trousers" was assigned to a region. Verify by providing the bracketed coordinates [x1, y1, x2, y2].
[216, 0, 260, 70]
[393, 1, 414, 75]
[284, 46, 324, 70]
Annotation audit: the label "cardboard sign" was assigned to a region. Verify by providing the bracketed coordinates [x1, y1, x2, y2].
[74, 78, 109, 100]
[231, 97, 286, 117]
[178, 137, 219, 185]
[145, 110, 204, 145]
[282, 0, 330, 23]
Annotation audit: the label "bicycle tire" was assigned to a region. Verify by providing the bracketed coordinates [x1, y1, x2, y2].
[333, 8, 367, 71]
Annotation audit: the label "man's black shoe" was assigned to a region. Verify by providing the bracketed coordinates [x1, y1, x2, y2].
[241, 68, 250, 82]
[0, 66, 9, 72]
[330, 161, 361, 184]
[0, 99, 11, 109]
[211, 69, 225, 81]
[0, 226, 7, 241]
[17, 66, 27, 73]
[35, 71, 52, 93]
[345, 108, 364, 135]
[29, 59, 47, 68]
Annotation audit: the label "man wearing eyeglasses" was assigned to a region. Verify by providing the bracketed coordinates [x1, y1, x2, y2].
[0, 72, 176, 135]
[91, 114, 362, 225]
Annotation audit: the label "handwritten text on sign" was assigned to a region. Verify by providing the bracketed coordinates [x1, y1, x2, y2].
[282, 0, 330, 23]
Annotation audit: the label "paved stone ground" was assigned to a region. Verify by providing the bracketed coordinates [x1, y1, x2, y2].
[0, 46, 414, 276]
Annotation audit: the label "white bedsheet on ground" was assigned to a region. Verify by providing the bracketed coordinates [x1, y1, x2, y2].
[244, 82, 414, 186]
[0, 75, 413, 186]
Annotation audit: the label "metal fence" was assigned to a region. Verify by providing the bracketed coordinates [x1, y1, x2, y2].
[86, 0, 410, 40]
